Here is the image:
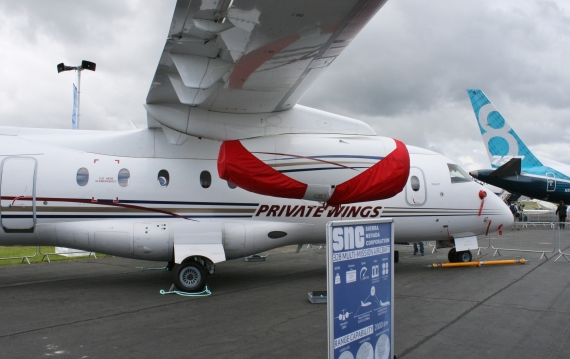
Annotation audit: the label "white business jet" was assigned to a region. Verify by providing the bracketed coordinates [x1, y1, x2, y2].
[0, 0, 512, 292]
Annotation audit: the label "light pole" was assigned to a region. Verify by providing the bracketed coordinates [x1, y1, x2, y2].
[57, 60, 96, 129]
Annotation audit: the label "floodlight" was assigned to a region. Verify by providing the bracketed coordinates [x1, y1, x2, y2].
[81, 60, 96, 71]
[57, 63, 75, 73]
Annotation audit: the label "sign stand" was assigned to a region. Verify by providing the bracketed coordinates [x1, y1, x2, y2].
[327, 219, 394, 359]
[308, 290, 328, 304]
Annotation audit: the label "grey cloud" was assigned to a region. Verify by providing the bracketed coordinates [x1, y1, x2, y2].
[301, 0, 570, 116]
[0, 0, 176, 130]
[0, 0, 132, 44]
[1, 0, 569, 173]
[298, 0, 570, 168]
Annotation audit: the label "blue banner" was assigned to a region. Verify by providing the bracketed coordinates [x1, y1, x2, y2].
[328, 220, 393, 359]
[72, 84, 78, 130]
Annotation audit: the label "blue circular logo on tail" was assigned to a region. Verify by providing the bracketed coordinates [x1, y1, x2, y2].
[488, 137, 509, 156]
[487, 111, 505, 129]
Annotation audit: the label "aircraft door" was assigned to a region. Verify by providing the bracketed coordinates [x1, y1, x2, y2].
[405, 167, 426, 206]
[0, 157, 37, 232]
[546, 172, 556, 192]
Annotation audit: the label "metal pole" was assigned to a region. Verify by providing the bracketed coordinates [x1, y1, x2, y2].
[428, 259, 526, 268]
[76, 68, 81, 129]
[58, 61, 94, 129]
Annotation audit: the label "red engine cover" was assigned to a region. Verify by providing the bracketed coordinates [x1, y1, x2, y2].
[218, 140, 308, 199]
[217, 138, 410, 205]
[327, 140, 409, 205]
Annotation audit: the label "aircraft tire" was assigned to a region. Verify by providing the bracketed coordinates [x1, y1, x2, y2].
[394, 250, 399, 263]
[454, 250, 472, 263]
[447, 248, 456, 263]
[173, 260, 207, 292]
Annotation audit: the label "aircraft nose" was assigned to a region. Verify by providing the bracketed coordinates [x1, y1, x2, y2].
[481, 186, 513, 229]
[469, 170, 479, 178]
[497, 195, 514, 227]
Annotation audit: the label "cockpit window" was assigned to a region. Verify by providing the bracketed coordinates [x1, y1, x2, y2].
[448, 164, 472, 183]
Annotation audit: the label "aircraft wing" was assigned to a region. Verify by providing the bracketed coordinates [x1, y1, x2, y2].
[146, 0, 388, 134]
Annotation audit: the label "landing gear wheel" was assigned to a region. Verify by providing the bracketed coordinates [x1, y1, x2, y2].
[394, 250, 399, 263]
[172, 260, 207, 292]
[448, 248, 456, 263]
[454, 250, 473, 263]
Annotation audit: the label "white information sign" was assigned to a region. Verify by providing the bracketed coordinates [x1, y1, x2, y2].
[454, 236, 479, 252]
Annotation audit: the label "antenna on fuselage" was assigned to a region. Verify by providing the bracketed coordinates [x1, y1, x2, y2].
[57, 60, 96, 129]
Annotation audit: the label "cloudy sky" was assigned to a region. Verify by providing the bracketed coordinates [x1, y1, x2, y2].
[1, 0, 569, 172]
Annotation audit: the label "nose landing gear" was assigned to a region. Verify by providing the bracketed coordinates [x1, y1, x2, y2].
[448, 248, 473, 263]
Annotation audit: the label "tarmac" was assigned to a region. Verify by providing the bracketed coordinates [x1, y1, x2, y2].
[1, 231, 570, 358]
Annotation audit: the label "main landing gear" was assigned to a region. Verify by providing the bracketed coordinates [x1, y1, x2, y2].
[171, 257, 213, 292]
[447, 248, 473, 263]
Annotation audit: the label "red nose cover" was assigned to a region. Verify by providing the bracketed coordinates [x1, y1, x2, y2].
[218, 140, 308, 199]
[217, 139, 410, 205]
[327, 139, 410, 205]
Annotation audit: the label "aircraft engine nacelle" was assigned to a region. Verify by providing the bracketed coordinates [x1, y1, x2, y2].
[218, 135, 410, 205]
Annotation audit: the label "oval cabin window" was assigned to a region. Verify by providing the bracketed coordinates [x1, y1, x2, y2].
[158, 169, 169, 187]
[410, 176, 420, 191]
[227, 181, 237, 189]
[118, 168, 130, 187]
[76, 167, 89, 186]
[200, 171, 211, 188]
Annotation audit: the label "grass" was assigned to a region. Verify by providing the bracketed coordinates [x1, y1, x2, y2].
[0, 246, 109, 266]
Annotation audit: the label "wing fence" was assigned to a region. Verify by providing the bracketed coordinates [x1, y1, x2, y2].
[0, 246, 38, 264]
[487, 222, 558, 259]
[414, 220, 570, 262]
[0, 246, 96, 264]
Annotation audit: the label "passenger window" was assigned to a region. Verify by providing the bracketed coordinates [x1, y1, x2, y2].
[447, 164, 472, 183]
[158, 169, 169, 187]
[410, 176, 420, 191]
[227, 181, 237, 189]
[76, 167, 89, 186]
[200, 171, 211, 188]
[118, 168, 130, 187]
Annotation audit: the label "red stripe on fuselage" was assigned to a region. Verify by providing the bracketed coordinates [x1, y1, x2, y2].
[0, 196, 197, 221]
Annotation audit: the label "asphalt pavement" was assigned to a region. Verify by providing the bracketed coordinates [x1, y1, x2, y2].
[1, 239, 569, 358]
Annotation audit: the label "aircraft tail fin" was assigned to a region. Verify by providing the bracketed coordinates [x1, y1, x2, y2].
[466, 89, 542, 169]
